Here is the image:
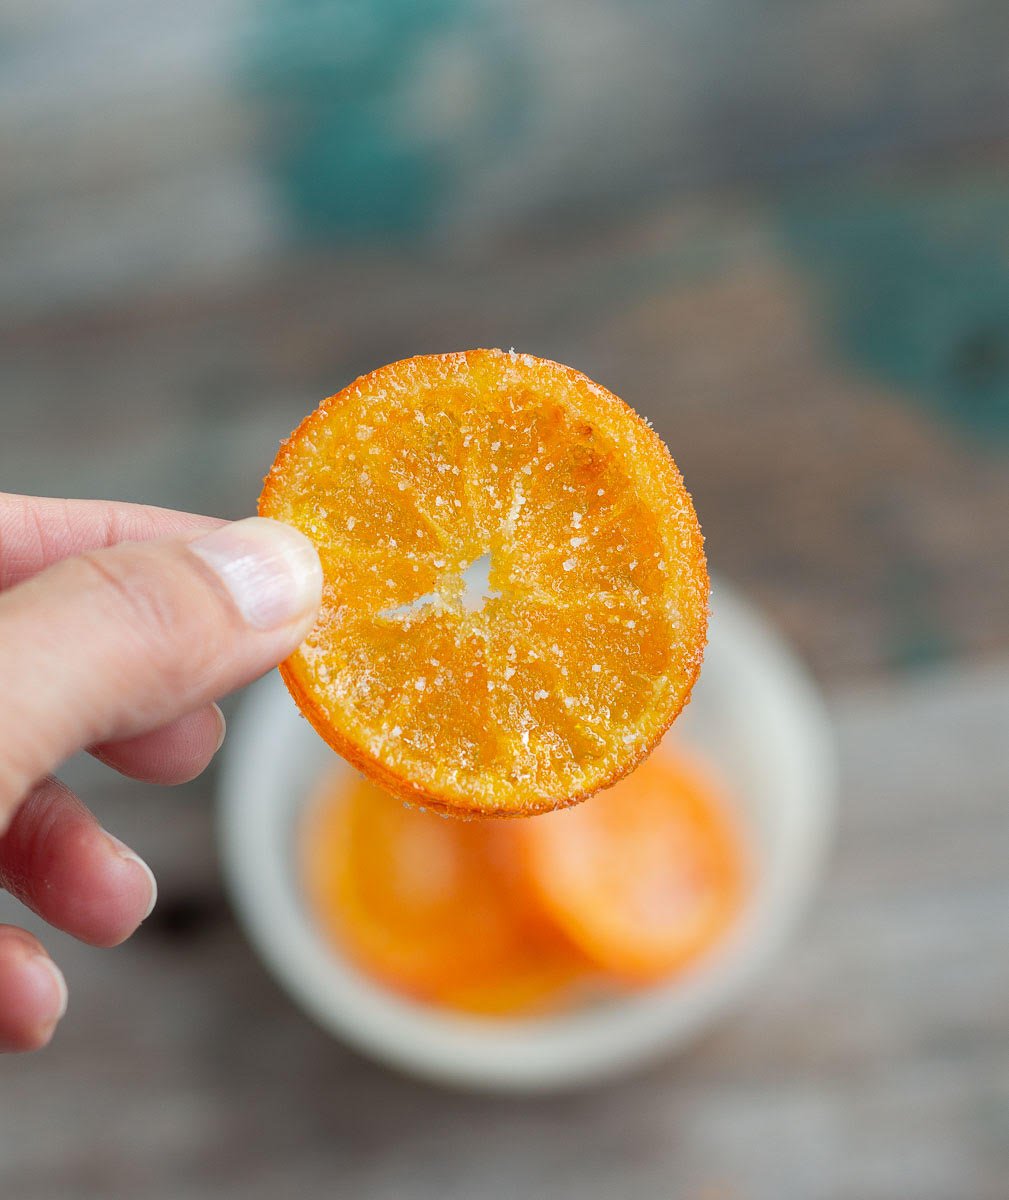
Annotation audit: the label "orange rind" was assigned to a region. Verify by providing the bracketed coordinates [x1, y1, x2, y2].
[261, 349, 708, 816]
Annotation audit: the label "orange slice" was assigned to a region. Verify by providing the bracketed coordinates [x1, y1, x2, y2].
[433, 953, 588, 1018]
[518, 748, 746, 983]
[301, 772, 588, 1015]
[261, 349, 708, 816]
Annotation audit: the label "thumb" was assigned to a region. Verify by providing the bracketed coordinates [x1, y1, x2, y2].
[0, 517, 322, 827]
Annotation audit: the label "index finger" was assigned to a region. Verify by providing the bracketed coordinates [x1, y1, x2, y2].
[0, 493, 225, 590]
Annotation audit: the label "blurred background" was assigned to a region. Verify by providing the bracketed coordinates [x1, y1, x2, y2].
[2, 1, 1008, 1197]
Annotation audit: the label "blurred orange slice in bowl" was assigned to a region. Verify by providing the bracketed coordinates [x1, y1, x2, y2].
[301, 772, 591, 1016]
[517, 749, 747, 984]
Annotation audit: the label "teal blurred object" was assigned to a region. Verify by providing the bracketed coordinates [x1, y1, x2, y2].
[241, 0, 528, 238]
[781, 183, 1009, 444]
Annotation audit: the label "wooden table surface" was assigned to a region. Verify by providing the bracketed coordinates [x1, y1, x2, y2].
[1, 658, 1006, 1200]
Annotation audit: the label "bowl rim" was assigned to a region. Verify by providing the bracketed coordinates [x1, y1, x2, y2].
[217, 582, 836, 1092]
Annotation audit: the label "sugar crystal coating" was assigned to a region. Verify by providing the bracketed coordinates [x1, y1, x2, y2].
[260, 349, 708, 816]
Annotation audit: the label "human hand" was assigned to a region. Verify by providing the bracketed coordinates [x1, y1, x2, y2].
[0, 494, 322, 1051]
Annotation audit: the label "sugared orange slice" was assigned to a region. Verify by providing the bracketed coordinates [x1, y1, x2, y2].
[301, 772, 588, 1014]
[518, 748, 746, 982]
[261, 350, 708, 816]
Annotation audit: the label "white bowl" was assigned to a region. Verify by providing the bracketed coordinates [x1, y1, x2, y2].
[217, 583, 836, 1092]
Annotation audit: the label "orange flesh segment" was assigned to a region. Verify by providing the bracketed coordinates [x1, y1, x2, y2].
[301, 773, 589, 1015]
[518, 749, 747, 983]
[261, 349, 708, 816]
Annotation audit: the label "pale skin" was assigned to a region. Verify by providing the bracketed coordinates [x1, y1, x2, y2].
[0, 494, 323, 1051]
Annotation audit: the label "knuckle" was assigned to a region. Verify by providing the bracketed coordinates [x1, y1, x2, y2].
[78, 549, 180, 644]
[0, 784, 65, 904]
[74, 547, 225, 692]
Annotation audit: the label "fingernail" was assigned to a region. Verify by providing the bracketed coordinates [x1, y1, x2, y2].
[108, 836, 158, 921]
[28, 955, 68, 1024]
[189, 517, 322, 632]
[211, 703, 227, 754]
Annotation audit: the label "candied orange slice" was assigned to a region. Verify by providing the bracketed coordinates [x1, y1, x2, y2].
[261, 349, 708, 816]
[433, 952, 588, 1018]
[518, 748, 746, 983]
[301, 772, 588, 1014]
